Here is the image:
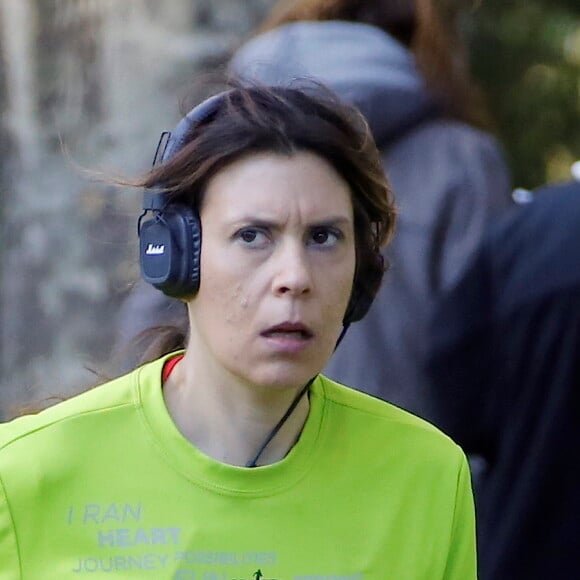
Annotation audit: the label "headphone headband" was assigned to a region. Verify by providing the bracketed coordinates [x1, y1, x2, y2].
[162, 92, 232, 164]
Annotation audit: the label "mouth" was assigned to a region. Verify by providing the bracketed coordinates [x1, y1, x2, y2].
[261, 322, 314, 340]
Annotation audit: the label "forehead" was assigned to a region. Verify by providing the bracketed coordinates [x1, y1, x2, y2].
[201, 151, 354, 222]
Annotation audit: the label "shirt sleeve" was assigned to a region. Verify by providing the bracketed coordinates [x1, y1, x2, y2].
[443, 450, 478, 580]
[0, 473, 20, 579]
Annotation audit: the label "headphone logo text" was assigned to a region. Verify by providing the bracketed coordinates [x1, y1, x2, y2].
[145, 243, 165, 255]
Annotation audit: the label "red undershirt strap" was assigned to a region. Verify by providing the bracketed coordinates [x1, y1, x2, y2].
[162, 354, 184, 383]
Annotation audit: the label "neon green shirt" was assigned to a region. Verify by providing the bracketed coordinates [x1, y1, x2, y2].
[0, 354, 476, 579]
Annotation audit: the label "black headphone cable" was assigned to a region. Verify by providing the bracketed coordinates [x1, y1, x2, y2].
[244, 378, 314, 468]
[244, 323, 351, 468]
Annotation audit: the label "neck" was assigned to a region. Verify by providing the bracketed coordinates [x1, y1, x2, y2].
[163, 350, 311, 467]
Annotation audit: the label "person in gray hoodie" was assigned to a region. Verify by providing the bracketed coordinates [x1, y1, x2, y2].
[117, 0, 512, 422]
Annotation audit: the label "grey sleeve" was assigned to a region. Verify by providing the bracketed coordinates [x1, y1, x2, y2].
[383, 120, 513, 297]
[436, 129, 513, 289]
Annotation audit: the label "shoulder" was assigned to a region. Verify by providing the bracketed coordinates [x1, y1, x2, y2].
[0, 359, 163, 459]
[387, 118, 509, 178]
[491, 180, 580, 248]
[484, 180, 580, 309]
[316, 375, 464, 463]
[395, 118, 502, 152]
[384, 119, 511, 212]
[398, 119, 508, 171]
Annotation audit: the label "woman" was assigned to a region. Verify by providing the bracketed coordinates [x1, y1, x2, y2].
[118, 0, 512, 421]
[0, 84, 475, 578]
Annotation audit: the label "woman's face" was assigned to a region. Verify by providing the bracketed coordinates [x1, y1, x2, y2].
[187, 151, 356, 390]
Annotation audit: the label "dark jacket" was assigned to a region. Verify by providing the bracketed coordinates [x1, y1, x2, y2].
[426, 180, 580, 579]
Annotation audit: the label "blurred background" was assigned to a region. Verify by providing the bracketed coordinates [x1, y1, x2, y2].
[0, 0, 578, 418]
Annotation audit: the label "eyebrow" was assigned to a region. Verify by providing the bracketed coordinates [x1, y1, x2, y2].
[230, 215, 353, 229]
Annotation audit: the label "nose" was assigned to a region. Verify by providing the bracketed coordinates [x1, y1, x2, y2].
[272, 242, 312, 298]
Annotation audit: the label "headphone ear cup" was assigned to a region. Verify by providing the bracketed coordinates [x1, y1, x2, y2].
[344, 288, 374, 324]
[343, 253, 384, 324]
[139, 204, 201, 298]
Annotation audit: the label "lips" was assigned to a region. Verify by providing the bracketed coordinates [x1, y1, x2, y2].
[261, 322, 314, 340]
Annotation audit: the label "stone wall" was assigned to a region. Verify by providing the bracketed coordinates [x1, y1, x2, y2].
[0, 0, 274, 418]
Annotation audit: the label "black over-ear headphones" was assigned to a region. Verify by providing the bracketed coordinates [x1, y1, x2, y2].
[138, 93, 225, 299]
[138, 90, 383, 324]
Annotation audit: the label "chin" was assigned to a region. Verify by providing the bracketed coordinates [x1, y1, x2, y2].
[245, 364, 321, 391]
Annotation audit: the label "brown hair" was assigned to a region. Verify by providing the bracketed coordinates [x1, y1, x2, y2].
[258, 0, 490, 128]
[133, 81, 396, 365]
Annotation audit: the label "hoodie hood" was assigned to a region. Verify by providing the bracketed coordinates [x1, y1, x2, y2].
[229, 21, 438, 146]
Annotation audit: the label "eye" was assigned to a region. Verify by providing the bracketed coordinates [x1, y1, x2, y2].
[308, 227, 342, 248]
[235, 227, 269, 248]
[240, 229, 258, 243]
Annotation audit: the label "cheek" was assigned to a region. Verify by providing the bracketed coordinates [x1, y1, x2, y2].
[333, 282, 354, 321]
[200, 280, 248, 324]
[197, 258, 256, 331]
[191, 281, 250, 366]
[317, 266, 355, 328]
